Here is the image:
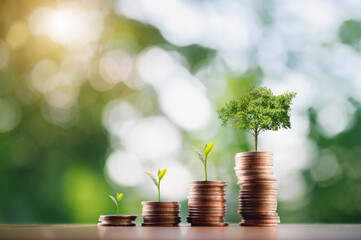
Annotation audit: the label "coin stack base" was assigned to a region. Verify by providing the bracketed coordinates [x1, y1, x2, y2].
[98, 215, 137, 227]
[142, 201, 181, 227]
[187, 181, 228, 227]
[235, 152, 280, 227]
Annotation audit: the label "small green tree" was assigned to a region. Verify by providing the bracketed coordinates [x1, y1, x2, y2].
[189, 142, 215, 181]
[217, 87, 296, 152]
[145, 169, 167, 202]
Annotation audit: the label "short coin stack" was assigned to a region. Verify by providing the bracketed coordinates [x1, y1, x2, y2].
[98, 215, 137, 227]
[187, 181, 228, 227]
[142, 201, 181, 226]
[234, 152, 280, 227]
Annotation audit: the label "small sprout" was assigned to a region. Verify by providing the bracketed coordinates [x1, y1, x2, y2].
[108, 193, 123, 216]
[145, 169, 167, 202]
[190, 142, 215, 181]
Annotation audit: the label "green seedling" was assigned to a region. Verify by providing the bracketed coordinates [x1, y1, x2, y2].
[190, 142, 215, 181]
[218, 87, 296, 152]
[108, 193, 123, 216]
[145, 169, 167, 202]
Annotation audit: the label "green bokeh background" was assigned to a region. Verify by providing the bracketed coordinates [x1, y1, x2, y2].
[1, 0, 361, 224]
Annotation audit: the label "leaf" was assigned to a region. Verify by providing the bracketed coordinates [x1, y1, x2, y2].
[108, 195, 118, 207]
[158, 169, 167, 181]
[116, 193, 123, 202]
[189, 145, 205, 164]
[205, 142, 215, 156]
[145, 171, 159, 187]
[204, 143, 207, 151]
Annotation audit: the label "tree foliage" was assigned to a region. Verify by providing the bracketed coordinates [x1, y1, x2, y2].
[217, 87, 296, 151]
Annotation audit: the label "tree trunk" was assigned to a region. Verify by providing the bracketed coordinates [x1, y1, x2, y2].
[254, 129, 258, 152]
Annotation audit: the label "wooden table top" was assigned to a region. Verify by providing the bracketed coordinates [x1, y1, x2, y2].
[0, 224, 360, 240]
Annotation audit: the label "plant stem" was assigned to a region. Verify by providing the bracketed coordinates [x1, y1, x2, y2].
[254, 129, 258, 152]
[117, 204, 119, 216]
[158, 185, 160, 202]
[205, 156, 208, 181]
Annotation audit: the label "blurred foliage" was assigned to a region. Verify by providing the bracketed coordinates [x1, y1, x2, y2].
[1, 0, 361, 225]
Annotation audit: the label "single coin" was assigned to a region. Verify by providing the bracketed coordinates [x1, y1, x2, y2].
[240, 222, 278, 227]
[141, 205, 180, 210]
[99, 215, 137, 219]
[98, 223, 136, 227]
[189, 199, 226, 202]
[189, 181, 227, 185]
[188, 213, 226, 217]
[143, 219, 181, 223]
[241, 211, 278, 216]
[236, 151, 273, 155]
[142, 201, 180, 206]
[191, 222, 229, 227]
[142, 214, 180, 218]
[141, 223, 179, 227]
[242, 216, 280, 221]
[242, 219, 280, 224]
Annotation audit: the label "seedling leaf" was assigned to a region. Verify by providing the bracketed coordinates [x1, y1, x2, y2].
[145, 171, 159, 187]
[158, 169, 167, 181]
[205, 142, 215, 156]
[116, 193, 123, 202]
[189, 145, 205, 164]
[109, 195, 118, 207]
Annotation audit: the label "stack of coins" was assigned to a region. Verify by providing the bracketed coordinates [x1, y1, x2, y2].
[187, 181, 228, 227]
[234, 152, 280, 227]
[98, 215, 137, 226]
[142, 201, 181, 226]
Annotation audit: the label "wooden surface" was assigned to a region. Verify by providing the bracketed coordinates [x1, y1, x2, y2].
[1, 224, 361, 240]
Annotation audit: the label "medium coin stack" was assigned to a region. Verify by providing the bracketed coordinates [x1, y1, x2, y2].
[235, 152, 280, 227]
[187, 181, 228, 227]
[98, 215, 137, 226]
[142, 201, 181, 226]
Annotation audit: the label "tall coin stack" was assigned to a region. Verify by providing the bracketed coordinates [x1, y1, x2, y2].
[234, 152, 280, 227]
[141, 201, 181, 226]
[187, 181, 228, 226]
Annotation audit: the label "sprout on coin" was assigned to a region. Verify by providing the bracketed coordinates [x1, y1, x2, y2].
[217, 87, 296, 152]
[145, 169, 167, 202]
[108, 193, 123, 216]
[190, 142, 215, 181]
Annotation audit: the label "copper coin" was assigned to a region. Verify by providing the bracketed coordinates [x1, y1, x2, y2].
[241, 183, 278, 187]
[187, 216, 224, 222]
[98, 223, 136, 227]
[188, 195, 225, 199]
[142, 213, 180, 217]
[191, 223, 229, 227]
[239, 205, 277, 209]
[143, 218, 181, 223]
[240, 222, 278, 227]
[142, 206, 180, 211]
[188, 208, 226, 211]
[240, 189, 278, 193]
[189, 213, 226, 217]
[188, 199, 226, 203]
[141, 223, 179, 227]
[142, 201, 180, 206]
[236, 151, 273, 156]
[188, 204, 226, 208]
[242, 215, 280, 221]
[241, 212, 279, 216]
[242, 219, 280, 224]
[189, 181, 226, 185]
